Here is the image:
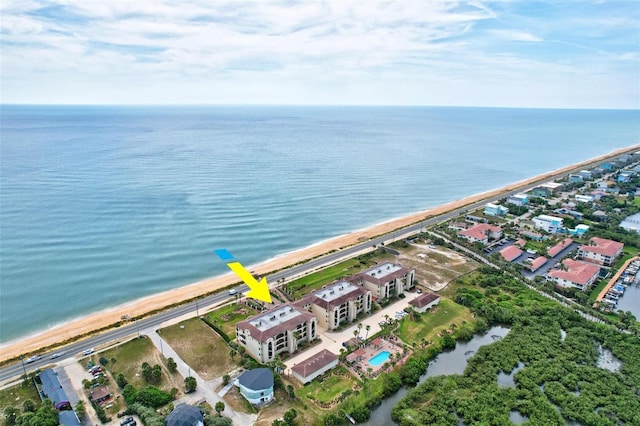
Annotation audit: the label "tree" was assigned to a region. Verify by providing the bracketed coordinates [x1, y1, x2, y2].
[152, 364, 162, 384]
[74, 400, 86, 419]
[185, 376, 197, 393]
[22, 399, 36, 413]
[214, 401, 225, 416]
[283, 408, 297, 426]
[99, 356, 109, 366]
[167, 357, 177, 373]
[365, 324, 371, 340]
[323, 413, 347, 426]
[285, 384, 295, 400]
[116, 373, 128, 389]
[3, 406, 18, 425]
[229, 349, 237, 360]
[222, 374, 231, 386]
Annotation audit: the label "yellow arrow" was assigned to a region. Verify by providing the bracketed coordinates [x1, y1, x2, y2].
[226, 262, 272, 304]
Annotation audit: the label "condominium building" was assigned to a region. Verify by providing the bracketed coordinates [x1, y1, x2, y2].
[296, 280, 372, 330]
[577, 237, 624, 266]
[532, 215, 564, 233]
[458, 223, 502, 244]
[350, 262, 415, 300]
[546, 259, 600, 291]
[235, 304, 317, 363]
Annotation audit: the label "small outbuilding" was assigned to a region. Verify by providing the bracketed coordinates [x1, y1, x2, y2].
[236, 368, 274, 405]
[165, 404, 204, 426]
[291, 349, 339, 384]
[409, 292, 441, 313]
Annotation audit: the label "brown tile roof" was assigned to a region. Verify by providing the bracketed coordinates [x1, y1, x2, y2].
[514, 239, 526, 247]
[529, 256, 548, 272]
[372, 337, 384, 347]
[309, 284, 368, 310]
[409, 292, 440, 308]
[355, 263, 411, 287]
[500, 246, 523, 262]
[580, 237, 623, 257]
[291, 349, 338, 379]
[548, 259, 600, 286]
[236, 303, 315, 342]
[547, 238, 573, 258]
[89, 386, 111, 402]
[459, 223, 501, 241]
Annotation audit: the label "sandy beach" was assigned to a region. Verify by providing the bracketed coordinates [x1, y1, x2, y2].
[1, 145, 638, 362]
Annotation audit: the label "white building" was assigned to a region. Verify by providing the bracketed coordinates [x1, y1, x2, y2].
[351, 262, 415, 300]
[507, 193, 529, 206]
[484, 203, 509, 217]
[532, 215, 564, 233]
[235, 304, 317, 364]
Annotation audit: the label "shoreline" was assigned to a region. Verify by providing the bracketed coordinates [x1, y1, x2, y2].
[2, 144, 639, 362]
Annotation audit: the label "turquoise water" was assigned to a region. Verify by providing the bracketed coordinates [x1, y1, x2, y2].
[1, 106, 639, 343]
[369, 351, 391, 367]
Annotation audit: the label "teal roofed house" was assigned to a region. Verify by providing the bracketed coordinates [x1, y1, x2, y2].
[236, 368, 274, 405]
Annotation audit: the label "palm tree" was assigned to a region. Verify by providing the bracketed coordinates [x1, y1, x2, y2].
[353, 329, 359, 340]
[365, 324, 371, 340]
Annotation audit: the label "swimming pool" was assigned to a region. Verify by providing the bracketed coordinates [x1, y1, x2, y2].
[368, 350, 391, 367]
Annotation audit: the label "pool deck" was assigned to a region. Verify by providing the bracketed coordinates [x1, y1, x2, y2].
[345, 336, 406, 376]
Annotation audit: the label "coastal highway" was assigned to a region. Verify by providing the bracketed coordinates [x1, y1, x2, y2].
[0, 150, 633, 383]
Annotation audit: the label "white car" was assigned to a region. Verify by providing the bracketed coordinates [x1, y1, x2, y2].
[25, 355, 42, 364]
[82, 348, 95, 356]
[229, 289, 237, 295]
[50, 352, 64, 360]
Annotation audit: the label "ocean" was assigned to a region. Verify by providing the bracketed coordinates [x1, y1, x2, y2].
[1, 106, 639, 343]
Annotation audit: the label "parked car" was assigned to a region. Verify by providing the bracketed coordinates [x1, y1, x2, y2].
[120, 417, 135, 426]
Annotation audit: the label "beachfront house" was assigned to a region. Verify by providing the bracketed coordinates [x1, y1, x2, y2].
[235, 304, 317, 364]
[577, 237, 624, 266]
[236, 368, 274, 405]
[295, 280, 372, 330]
[506, 193, 529, 206]
[578, 170, 593, 180]
[568, 174, 584, 183]
[291, 349, 339, 384]
[458, 223, 502, 244]
[351, 262, 415, 300]
[484, 203, 509, 217]
[546, 259, 600, 291]
[532, 215, 563, 234]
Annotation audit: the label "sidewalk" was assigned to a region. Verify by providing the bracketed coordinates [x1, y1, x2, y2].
[145, 329, 258, 426]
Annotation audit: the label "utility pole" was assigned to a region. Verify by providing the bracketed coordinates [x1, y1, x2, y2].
[19, 355, 27, 378]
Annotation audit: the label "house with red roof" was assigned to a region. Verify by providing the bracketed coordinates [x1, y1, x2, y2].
[577, 237, 624, 266]
[458, 223, 502, 244]
[526, 256, 548, 272]
[408, 292, 440, 313]
[546, 259, 600, 291]
[547, 238, 573, 258]
[499, 246, 523, 262]
[291, 349, 339, 384]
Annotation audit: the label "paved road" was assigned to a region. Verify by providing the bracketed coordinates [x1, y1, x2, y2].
[1, 151, 629, 383]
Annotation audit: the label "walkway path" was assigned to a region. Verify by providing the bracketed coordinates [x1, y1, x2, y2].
[596, 256, 639, 303]
[144, 328, 258, 426]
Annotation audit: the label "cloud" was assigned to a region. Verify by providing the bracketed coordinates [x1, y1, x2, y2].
[1, 0, 638, 108]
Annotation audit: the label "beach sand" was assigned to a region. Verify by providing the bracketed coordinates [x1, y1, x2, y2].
[1, 145, 638, 362]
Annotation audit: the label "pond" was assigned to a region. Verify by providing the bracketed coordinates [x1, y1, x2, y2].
[362, 326, 511, 426]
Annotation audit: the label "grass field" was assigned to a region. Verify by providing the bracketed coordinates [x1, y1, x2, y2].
[302, 366, 360, 405]
[286, 258, 364, 299]
[396, 299, 474, 346]
[206, 303, 259, 340]
[101, 336, 182, 391]
[160, 318, 235, 379]
[0, 381, 41, 415]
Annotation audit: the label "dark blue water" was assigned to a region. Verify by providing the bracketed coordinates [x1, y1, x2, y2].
[1, 106, 638, 343]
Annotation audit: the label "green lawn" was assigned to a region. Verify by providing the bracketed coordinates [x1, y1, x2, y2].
[160, 318, 235, 379]
[286, 258, 365, 299]
[206, 303, 260, 339]
[396, 299, 474, 346]
[0, 381, 41, 414]
[302, 366, 360, 405]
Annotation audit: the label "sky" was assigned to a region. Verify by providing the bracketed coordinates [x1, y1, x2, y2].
[1, 0, 639, 108]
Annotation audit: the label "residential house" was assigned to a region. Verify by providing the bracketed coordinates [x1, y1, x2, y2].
[577, 170, 593, 180]
[351, 262, 415, 300]
[574, 194, 594, 203]
[166, 405, 204, 426]
[448, 222, 468, 231]
[547, 238, 573, 258]
[568, 174, 584, 183]
[89, 386, 112, 405]
[291, 349, 339, 384]
[484, 203, 509, 217]
[600, 162, 614, 171]
[458, 223, 502, 244]
[577, 237, 624, 266]
[507, 193, 529, 206]
[592, 210, 608, 222]
[569, 224, 590, 236]
[235, 304, 317, 363]
[546, 259, 600, 291]
[500, 246, 523, 262]
[297, 280, 372, 330]
[236, 368, 274, 405]
[408, 292, 441, 313]
[532, 215, 564, 233]
[618, 171, 634, 183]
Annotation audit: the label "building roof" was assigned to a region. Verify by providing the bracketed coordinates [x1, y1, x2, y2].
[535, 214, 563, 223]
[580, 237, 624, 257]
[89, 386, 111, 402]
[355, 262, 411, 286]
[514, 239, 526, 247]
[291, 349, 338, 379]
[592, 210, 607, 217]
[309, 281, 368, 310]
[547, 238, 573, 258]
[499, 246, 522, 262]
[166, 405, 204, 426]
[548, 259, 600, 286]
[508, 193, 528, 200]
[459, 223, 501, 241]
[39, 369, 69, 407]
[540, 182, 563, 189]
[409, 292, 440, 308]
[58, 411, 81, 426]
[238, 368, 274, 391]
[236, 303, 315, 341]
[529, 256, 548, 272]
